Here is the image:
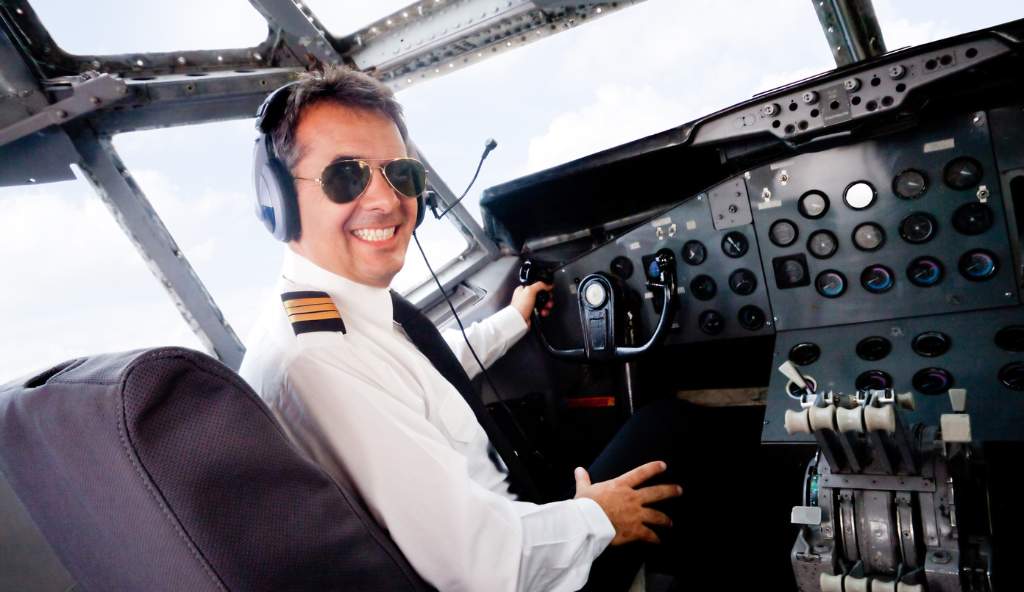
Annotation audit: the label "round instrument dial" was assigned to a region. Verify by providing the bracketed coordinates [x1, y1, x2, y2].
[943, 156, 983, 190]
[698, 310, 725, 335]
[737, 305, 766, 331]
[952, 202, 994, 236]
[815, 270, 847, 298]
[690, 275, 717, 300]
[610, 256, 634, 280]
[856, 370, 893, 391]
[860, 264, 895, 294]
[583, 281, 608, 308]
[907, 256, 944, 287]
[807, 230, 839, 259]
[728, 268, 758, 295]
[769, 219, 799, 247]
[852, 222, 885, 251]
[721, 231, 749, 258]
[913, 367, 954, 395]
[958, 249, 998, 281]
[856, 336, 892, 361]
[844, 181, 876, 210]
[912, 331, 951, 357]
[995, 326, 1024, 352]
[682, 240, 707, 266]
[893, 169, 928, 199]
[899, 212, 938, 244]
[789, 342, 821, 366]
[798, 191, 830, 219]
[780, 259, 807, 286]
[999, 362, 1024, 391]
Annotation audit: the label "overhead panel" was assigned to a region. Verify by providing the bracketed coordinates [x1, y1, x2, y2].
[340, 0, 646, 89]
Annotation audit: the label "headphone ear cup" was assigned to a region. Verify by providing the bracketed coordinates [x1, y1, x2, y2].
[415, 193, 425, 229]
[253, 134, 300, 242]
[267, 156, 300, 241]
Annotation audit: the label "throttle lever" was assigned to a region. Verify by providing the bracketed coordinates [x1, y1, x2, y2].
[519, 259, 554, 308]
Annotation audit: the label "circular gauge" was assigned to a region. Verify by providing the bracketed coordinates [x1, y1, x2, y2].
[952, 202, 994, 236]
[779, 258, 808, 286]
[999, 362, 1024, 391]
[722, 231, 749, 258]
[861, 264, 895, 293]
[959, 249, 998, 281]
[899, 212, 938, 244]
[807, 230, 839, 259]
[815, 270, 847, 298]
[857, 336, 892, 361]
[789, 342, 821, 366]
[907, 256, 944, 287]
[943, 156, 983, 190]
[610, 256, 634, 280]
[738, 305, 766, 331]
[844, 181, 876, 209]
[690, 275, 717, 300]
[995, 326, 1024, 352]
[769, 219, 799, 247]
[893, 169, 928, 199]
[682, 240, 707, 266]
[913, 367, 954, 395]
[856, 370, 893, 391]
[798, 191, 830, 219]
[912, 331, 951, 357]
[728, 268, 758, 295]
[698, 310, 725, 335]
[853, 222, 886, 251]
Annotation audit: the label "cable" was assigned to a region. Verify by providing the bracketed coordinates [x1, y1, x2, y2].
[412, 231, 538, 449]
[432, 138, 497, 220]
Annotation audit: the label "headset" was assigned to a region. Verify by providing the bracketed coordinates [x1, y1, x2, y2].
[252, 81, 426, 242]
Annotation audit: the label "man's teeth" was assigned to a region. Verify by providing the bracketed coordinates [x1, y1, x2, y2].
[352, 226, 396, 242]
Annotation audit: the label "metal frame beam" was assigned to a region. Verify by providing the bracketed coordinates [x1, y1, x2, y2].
[812, 0, 887, 67]
[67, 123, 246, 369]
[246, 0, 343, 65]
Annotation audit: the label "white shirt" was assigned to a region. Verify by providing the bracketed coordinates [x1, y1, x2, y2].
[239, 249, 614, 592]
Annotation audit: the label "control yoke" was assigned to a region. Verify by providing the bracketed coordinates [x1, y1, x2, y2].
[523, 253, 678, 362]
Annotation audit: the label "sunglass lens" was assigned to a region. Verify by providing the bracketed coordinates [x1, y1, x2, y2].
[321, 160, 371, 203]
[384, 159, 427, 198]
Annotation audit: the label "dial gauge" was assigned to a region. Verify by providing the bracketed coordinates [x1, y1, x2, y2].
[728, 268, 758, 295]
[899, 212, 937, 244]
[907, 256, 944, 287]
[952, 202, 994, 236]
[815, 270, 847, 298]
[844, 181, 876, 210]
[769, 219, 799, 247]
[682, 240, 707, 266]
[943, 156, 982, 190]
[852, 222, 885, 251]
[721, 231, 748, 258]
[860, 264, 895, 294]
[893, 169, 928, 199]
[807, 230, 839, 259]
[690, 275, 718, 300]
[798, 191, 830, 219]
[610, 256, 634, 280]
[959, 249, 998, 281]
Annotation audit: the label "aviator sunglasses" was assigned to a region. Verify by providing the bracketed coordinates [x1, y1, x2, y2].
[294, 157, 428, 204]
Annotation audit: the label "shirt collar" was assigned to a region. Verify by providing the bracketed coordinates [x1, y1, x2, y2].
[281, 248, 394, 329]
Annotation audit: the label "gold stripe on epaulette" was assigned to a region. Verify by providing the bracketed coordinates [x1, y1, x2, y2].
[289, 311, 343, 322]
[284, 296, 335, 310]
[281, 290, 347, 335]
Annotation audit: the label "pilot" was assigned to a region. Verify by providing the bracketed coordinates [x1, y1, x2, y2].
[239, 65, 685, 592]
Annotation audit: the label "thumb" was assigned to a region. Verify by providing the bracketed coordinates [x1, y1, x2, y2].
[574, 466, 592, 491]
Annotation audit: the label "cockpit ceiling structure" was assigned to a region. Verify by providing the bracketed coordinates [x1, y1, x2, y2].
[0, 0, 886, 370]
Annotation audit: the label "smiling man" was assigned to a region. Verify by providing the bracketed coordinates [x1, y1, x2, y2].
[239, 67, 683, 592]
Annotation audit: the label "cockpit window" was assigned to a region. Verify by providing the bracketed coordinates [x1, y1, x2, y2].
[303, 0, 417, 37]
[0, 175, 202, 380]
[29, 0, 268, 54]
[395, 0, 835, 222]
[874, 0, 1022, 49]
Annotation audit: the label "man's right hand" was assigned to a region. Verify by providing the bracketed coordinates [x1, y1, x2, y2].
[573, 460, 682, 546]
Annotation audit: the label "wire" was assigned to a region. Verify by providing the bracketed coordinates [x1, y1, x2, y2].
[412, 231, 537, 448]
[434, 138, 496, 220]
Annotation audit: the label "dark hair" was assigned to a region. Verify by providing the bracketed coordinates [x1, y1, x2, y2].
[270, 66, 409, 172]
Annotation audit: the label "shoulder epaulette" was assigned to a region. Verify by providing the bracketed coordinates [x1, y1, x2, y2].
[281, 291, 346, 335]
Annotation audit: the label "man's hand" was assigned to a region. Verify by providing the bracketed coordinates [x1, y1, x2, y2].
[511, 282, 554, 327]
[574, 461, 682, 546]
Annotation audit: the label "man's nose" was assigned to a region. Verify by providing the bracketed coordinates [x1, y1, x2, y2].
[358, 165, 402, 211]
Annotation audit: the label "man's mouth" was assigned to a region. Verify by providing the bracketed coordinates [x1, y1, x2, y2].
[351, 225, 398, 242]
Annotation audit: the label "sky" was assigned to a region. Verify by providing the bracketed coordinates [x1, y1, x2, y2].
[1, 0, 1021, 381]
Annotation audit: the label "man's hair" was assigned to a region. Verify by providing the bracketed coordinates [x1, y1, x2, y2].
[270, 66, 410, 172]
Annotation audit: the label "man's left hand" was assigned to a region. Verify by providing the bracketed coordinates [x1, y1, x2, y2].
[512, 282, 553, 327]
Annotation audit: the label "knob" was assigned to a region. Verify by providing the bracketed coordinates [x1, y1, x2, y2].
[843, 77, 861, 91]
[888, 64, 907, 79]
[699, 310, 725, 335]
[583, 280, 608, 308]
[801, 90, 819, 104]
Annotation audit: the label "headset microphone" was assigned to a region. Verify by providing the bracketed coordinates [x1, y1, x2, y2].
[429, 138, 498, 220]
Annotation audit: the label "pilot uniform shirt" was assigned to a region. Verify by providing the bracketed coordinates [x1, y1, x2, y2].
[239, 248, 614, 592]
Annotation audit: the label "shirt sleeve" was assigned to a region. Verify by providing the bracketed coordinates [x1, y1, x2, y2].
[281, 345, 614, 592]
[441, 305, 529, 379]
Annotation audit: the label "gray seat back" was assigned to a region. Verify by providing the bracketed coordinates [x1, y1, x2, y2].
[0, 347, 431, 592]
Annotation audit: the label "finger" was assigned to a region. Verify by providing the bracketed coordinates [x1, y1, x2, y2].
[640, 509, 673, 528]
[618, 460, 668, 488]
[638, 483, 684, 504]
[574, 466, 592, 491]
[638, 527, 662, 545]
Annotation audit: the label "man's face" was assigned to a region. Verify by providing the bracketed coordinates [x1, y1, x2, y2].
[289, 101, 417, 288]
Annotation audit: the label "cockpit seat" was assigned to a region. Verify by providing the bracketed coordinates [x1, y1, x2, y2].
[0, 347, 432, 591]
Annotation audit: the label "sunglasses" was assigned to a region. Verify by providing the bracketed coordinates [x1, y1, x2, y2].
[294, 157, 428, 204]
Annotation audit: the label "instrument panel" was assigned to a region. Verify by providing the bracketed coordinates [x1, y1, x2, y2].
[536, 106, 1024, 441]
